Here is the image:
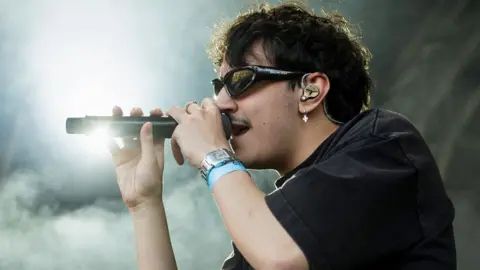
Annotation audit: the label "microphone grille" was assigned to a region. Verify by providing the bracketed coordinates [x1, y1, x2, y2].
[220, 114, 232, 139]
[65, 117, 84, 134]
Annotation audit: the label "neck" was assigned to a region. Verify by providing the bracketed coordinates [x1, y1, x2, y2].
[276, 117, 339, 177]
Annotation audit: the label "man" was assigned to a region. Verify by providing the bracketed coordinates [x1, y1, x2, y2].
[109, 2, 456, 270]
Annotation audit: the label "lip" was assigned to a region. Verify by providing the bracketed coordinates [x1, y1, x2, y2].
[233, 128, 248, 138]
[231, 122, 250, 137]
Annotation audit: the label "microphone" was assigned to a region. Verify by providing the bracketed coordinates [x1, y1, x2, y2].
[65, 114, 232, 139]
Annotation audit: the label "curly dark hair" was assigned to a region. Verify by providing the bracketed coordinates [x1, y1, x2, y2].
[207, 1, 373, 123]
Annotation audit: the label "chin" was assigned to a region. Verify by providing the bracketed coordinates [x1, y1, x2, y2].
[232, 146, 267, 171]
[231, 144, 246, 161]
[230, 137, 252, 165]
[232, 141, 278, 171]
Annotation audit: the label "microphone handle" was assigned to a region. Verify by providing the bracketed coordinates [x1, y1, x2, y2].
[110, 116, 177, 138]
[66, 114, 232, 139]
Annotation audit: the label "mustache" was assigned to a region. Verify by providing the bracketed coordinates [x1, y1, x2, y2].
[225, 113, 251, 128]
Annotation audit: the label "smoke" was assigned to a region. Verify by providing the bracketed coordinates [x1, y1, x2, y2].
[1, 0, 478, 269]
[0, 0, 277, 269]
[0, 166, 249, 270]
[0, 170, 137, 270]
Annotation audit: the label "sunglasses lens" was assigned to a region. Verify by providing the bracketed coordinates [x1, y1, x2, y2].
[226, 69, 255, 96]
[212, 79, 224, 96]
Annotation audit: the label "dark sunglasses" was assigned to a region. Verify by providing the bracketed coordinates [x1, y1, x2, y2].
[211, 65, 306, 98]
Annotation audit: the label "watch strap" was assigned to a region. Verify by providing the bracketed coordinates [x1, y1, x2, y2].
[207, 160, 248, 191]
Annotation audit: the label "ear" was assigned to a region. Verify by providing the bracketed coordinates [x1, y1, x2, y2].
[297, 72, 330, 115]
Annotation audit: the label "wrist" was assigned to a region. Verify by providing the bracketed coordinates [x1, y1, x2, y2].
[128, 195, 164, 217]
[207, 160, 249, 191]
[200, 147, 237, 183]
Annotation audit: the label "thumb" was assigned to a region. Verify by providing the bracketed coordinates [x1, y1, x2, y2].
[139, 122, 157, 163]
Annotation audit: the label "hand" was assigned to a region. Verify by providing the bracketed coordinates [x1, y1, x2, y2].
[166, 98, 231, 168]
[108, 106, 166, 210]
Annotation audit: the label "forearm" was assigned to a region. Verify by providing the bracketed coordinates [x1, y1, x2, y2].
[130, 197, 177, 270]
[212, 171, 307, 269]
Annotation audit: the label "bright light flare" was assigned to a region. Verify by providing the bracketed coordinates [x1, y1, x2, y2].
[83, 128, 112, 155]
[16, 1, 165, 156]
[83, 127, 132, 155]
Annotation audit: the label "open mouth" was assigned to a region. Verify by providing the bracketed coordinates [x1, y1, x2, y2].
[231, 122, 250, 137]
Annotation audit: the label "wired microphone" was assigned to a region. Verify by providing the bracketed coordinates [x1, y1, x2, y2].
[65, 114, 232, 139]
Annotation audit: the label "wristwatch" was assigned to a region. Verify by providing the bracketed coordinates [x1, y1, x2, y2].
[200, 148, 236, 181]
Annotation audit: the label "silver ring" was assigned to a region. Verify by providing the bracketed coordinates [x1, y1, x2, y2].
[185, 100, 198, 113]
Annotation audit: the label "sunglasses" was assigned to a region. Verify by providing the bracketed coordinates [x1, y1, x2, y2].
[211, 65, 306, 98]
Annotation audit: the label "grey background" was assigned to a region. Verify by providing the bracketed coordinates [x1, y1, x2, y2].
[0, 0, 478, 269]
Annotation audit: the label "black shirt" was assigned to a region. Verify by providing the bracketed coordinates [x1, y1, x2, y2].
[221, 109, 456, 270]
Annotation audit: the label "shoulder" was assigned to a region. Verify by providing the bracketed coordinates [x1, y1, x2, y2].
[265, 109, 455, 268]
[301, 108, 454, 237]
[265, 109, 427, 268]
[333, 108, 422, 143]
[321, 108, 431, 166]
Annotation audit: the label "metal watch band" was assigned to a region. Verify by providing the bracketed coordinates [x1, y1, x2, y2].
[200, 148, 236, 181]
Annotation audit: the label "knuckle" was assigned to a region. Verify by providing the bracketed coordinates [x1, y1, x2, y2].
[189, 113, 201, 122]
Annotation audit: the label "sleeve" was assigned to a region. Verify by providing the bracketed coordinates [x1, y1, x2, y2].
[221, 243, 254, 270]
[265, 136, 424, 269]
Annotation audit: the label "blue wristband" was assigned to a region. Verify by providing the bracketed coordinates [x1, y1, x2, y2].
[207, 161, 248, 191]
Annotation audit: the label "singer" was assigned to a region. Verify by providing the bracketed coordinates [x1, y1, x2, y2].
[108, 3, 456, 270]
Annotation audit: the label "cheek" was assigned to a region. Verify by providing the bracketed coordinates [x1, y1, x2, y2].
[233, 89, 298, 165]
[248, 87, 296, 124]
[249, 95, 298, 142]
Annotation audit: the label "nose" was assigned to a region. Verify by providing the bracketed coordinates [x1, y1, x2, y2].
[214, 89, 238, 114]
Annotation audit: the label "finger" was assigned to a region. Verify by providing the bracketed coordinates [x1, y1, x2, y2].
[108, 137, 140, 167]
[130, 107, 144, 117]
[107, 137, 121, 155]
[112, 106, 123, 116]
[184, 100, 197, 113]
[166, 106, 187, 123]
[185, 102, 201, 115]
[170, 136, 184, 165]
[150, 108, 163, 116]
[150, 108, 166, 146]
[139, 122, 157, 164]
[201, 98, 218, 112]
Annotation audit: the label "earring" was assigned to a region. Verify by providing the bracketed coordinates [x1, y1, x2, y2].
[302, 109, 308, 123]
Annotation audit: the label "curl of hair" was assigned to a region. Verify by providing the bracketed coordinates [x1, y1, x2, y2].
[207, 1, 373, 123]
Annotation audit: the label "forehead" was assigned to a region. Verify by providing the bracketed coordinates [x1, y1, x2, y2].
[217, 43, 271, 78]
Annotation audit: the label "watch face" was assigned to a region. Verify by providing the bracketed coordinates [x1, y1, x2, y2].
[201, 149, 235, 180]
[206, 149, 233, 165]
[213, 151, 229, 160]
